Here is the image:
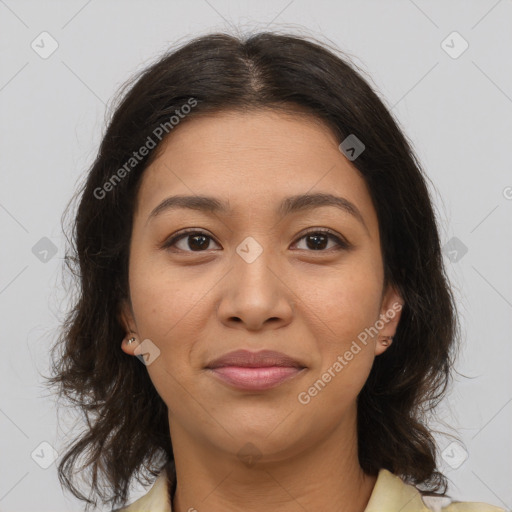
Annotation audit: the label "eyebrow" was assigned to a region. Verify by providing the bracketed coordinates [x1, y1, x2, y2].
[146, 192, 369, 233]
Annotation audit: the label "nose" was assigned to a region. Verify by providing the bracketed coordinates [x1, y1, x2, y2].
[216, 247, 295, 332]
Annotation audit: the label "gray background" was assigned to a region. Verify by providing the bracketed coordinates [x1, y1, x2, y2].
[0, 0, 511, 510]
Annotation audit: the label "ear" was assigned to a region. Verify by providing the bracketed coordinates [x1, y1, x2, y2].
[118, 298, 140, 356]
[374, 283, 404, 356]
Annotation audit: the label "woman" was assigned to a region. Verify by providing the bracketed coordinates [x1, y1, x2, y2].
[46, 32, 505, 512]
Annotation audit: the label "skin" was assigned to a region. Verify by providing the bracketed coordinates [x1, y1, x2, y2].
[120, 109, 404, 512]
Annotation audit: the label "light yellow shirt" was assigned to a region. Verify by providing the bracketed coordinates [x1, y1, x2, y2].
[116, 466, 506, 512]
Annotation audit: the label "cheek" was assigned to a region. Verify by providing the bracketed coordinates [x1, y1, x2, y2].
[128, 248, 205, 339]
[293, 258, 382, 393]
[297, 256, 383, 338]
[128, 254, 201, 408]
[127, 248, 224, 402]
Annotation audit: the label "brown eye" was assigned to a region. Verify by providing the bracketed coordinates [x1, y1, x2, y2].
[162, 228, 350, 254]
[163, 230, 221, 252]
[292, 229, 350, 251]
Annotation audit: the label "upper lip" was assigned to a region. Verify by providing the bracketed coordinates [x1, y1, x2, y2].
[205, 349, 305, 369]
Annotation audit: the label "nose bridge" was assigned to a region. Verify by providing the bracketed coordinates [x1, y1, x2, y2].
[232, 235, 279, 298]
[217, 235, 293, 329]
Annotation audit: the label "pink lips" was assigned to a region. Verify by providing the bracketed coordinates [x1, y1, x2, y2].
[205, 349, 306, 391]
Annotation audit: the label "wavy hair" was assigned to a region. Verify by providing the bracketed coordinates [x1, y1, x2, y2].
[45, 31, 460, 510]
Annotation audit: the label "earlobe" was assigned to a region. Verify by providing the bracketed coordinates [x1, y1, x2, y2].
[375, 284, 404, 356]
[121, 335, 139, 356]
[375, 335, 394, 356]
[118, 298, 140, 355]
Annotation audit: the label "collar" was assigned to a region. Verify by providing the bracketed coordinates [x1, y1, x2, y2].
[118, 465, 502, 512]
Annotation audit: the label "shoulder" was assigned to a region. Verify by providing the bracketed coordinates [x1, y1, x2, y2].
[422, 495, 506, 512]
[111, 466, 506, 512]
[365, 469, 507, 512]
[112, 468, 172, 512]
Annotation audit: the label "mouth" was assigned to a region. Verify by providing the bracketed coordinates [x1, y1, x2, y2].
[205, 349, 307, 391]
[206, 366, 306, 391]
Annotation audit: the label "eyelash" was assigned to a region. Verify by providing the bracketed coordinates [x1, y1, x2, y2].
[161, 228, 351, 253]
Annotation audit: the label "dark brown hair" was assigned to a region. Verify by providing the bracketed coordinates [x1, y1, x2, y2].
[45, 31, 460, 510]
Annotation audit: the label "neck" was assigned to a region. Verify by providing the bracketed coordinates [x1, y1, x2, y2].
[168, 406, 377, 512]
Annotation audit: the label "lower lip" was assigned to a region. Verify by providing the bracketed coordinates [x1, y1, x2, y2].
[207, 366, 305, 391]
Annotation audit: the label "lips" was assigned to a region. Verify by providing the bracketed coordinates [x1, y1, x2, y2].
[205, 349, 306, 391]
[205, 349, 305, 369]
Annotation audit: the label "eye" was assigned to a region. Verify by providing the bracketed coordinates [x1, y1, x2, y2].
[162, 228, 351, 253]
[292, 229, 351, 251]
[162, 229, 221, 252]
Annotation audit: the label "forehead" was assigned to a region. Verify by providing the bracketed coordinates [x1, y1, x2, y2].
[134, 109, 378, 233]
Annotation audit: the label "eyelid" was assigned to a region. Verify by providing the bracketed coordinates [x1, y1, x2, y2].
[291, 227, 351, 250]
[161, 228, 220, 252]
[161, 227, 352, 252]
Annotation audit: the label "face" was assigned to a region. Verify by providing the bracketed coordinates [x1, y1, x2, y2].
[120, 109, 403, 462]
